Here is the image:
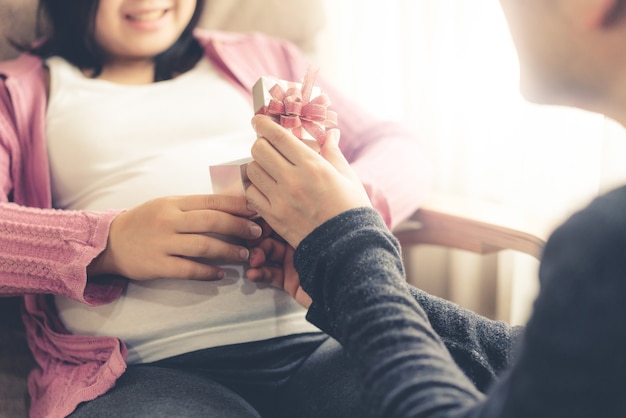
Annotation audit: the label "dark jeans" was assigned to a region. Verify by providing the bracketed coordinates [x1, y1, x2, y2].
[69, 332, 367, 418]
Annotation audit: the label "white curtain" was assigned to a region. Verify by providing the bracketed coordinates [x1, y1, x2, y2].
[318, 0, 626, 324]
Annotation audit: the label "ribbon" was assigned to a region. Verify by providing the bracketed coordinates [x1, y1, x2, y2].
[255, 68, 338, 144]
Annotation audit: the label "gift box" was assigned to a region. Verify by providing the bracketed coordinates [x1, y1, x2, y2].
[252, 69, 338, 151]
[209, 157, 251, 196]
[210, 69, 337, 196]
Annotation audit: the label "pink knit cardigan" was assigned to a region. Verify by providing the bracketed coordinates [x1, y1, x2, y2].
[0, 29, 432, 417]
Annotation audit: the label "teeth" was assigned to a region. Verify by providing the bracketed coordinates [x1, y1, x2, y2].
[128, 10, 165, 21]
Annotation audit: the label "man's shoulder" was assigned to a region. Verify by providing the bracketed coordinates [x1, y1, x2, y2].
[543, 184, 626, 267]
[586, 185, 626, 226]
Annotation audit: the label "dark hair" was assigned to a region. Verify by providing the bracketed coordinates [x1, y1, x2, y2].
[23, 0, 206, 82]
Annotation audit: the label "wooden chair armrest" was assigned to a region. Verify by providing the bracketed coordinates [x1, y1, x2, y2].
[393, 195, 553, 260]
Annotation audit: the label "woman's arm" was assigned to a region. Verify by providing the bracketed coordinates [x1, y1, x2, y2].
[0, 74, 126, 302]
[0, 202, 123, 302]
[0, 195, 265, 302]
[0, 70, 264, 301]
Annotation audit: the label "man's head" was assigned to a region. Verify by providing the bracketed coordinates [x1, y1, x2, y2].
[500, 0, 626, 118]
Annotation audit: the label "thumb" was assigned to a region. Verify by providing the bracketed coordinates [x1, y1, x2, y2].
[320, 129, 352, 176]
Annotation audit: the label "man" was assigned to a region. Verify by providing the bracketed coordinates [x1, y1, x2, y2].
[244, 1, 626, 417]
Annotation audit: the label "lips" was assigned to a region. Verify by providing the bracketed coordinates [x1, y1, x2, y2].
[126, 9, 168, 22]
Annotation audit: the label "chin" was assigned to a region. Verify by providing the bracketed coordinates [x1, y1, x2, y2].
[517, 75, 566, 106]
[519, 76, 597, 114]
[518, 81, 549, 104]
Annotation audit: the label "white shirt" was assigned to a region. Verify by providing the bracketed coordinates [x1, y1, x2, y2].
[46, 57, 318, 364]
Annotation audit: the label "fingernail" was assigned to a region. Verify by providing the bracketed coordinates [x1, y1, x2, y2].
[239, 248, 250, 260]
[250, 224, 262, 238]
[217, 270, 225, 279]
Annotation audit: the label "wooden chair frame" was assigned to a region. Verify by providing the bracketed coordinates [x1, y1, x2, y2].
[394, 195, 548, 260]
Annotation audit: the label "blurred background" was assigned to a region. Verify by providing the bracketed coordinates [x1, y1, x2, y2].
[318, 0, 626, 324]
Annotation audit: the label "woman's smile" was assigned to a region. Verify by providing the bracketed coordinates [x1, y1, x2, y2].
[94, 0, 196, 61]
[126, 9, 169, 22]
[123, 7, 172, 31]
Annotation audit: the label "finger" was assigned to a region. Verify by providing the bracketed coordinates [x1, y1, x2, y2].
[282, 246, 300, 297]
[283, 245, 312, 308]
[252, 115, 315, 165]
[169, 233, 251, 263]
[177, 209, 262, 240]
[319, 129, 355, 179]
[295, 288, 313, 308]
[259, 238, 288, 264]
[248, 238, 288, 266]
[248, 246, 268, 268]
[164, 256, 225, 281]
[176, 194, 256, 217]
[244, 181, 271, 216]
[247, 218, 275, 247]
[249, 137, 293, 183]
[246, 159, 279, 198]
[245, 265, 285, 287]
[256, 218, 275, 238]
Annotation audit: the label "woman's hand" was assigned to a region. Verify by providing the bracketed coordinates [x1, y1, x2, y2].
[245, 115, 372, 249]
[88, 195, 262, 281]
[247, 236, 312, 308]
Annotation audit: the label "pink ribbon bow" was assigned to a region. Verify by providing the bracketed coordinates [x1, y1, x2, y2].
[255, 69, 338, 144]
